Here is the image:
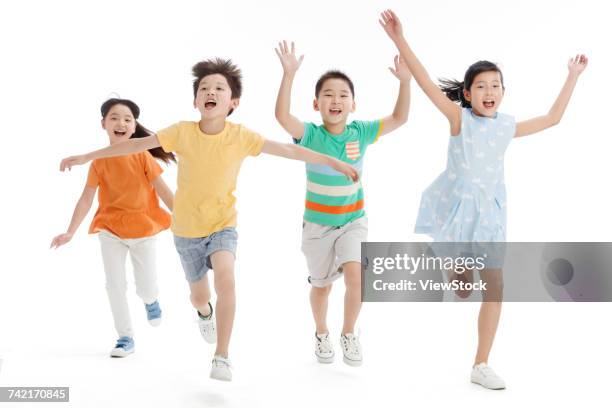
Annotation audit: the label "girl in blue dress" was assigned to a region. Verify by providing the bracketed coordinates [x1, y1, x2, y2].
[380, 9, 588, 389]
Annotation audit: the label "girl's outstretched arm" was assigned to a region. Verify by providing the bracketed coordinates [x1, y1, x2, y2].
[380, 9, 461, 134]
[515, 55, 588, 138]
[151, 176, 174, 211]
[50, 185, 96, 249]
[261, 140, 359, 182]
[60, 135, 161, 171]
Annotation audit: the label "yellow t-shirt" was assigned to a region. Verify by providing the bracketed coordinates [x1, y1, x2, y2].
[156, 121, 265, 238]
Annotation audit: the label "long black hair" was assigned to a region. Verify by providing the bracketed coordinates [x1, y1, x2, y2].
[439, 61, 504, 108]
[100, 98, 175, 164]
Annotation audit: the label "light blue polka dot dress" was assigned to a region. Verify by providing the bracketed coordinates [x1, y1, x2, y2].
[415, 108, 516, 242]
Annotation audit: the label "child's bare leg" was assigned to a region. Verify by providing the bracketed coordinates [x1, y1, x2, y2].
[210, 250, 236, 358]
[310, 284, 332, 334]
[342, 261, 362, 335]
[189, 275, 212, 317]
[474, 268, 503, 365]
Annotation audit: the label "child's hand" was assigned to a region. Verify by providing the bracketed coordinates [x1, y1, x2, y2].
[60, 155, 88, 171]
[275, 40, 304, 76]
[331, 159, 359, 182]
[389, 54, 412, 82]
[50, 232, 73, 249]
[568, 54, 588, 77]
[379, 9, 404, 42]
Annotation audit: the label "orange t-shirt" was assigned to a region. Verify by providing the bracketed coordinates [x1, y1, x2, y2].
[86, 152, 171, 239]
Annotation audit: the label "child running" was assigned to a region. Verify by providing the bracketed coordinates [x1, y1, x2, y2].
[51, 98, 175, 358]
[380, 9, 588, 389]
[59, 58, 359, 381]
[274, 40, 412, 366]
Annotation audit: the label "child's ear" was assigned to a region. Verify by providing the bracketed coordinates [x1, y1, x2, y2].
[351, 100, 356, 113]
[101, 118, 106, 130]
[193, 98, 197, 109]
[463, 89, 471, 102]
[230, 98, 240, 110]
[313, 99, 319, 111]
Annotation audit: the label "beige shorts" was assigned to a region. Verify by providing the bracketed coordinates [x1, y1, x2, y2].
[301, 216, 368, 287]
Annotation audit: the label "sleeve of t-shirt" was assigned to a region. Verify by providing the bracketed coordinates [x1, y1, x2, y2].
[142, 152, 163, 182]
[240, 126, 266, 157]
[295, 122, 316, 147]
[85, 163, 99, 187]
[156, 122, 181, 154]
[353, 120, 383, 146]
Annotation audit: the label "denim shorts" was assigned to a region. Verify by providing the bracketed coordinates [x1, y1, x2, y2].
[173, 228, 238, 283]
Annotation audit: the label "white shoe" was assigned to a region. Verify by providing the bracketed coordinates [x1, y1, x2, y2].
[314, 333, 334, 364]
[340, 333, 362, 367]
[210, 355, 232, 381]
[471, 363, 506, 390]
[197, 302, 216, 344]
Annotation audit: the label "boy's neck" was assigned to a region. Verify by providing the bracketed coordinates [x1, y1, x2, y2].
[199, 117, 226, 135]
[322, 120, 347, 136]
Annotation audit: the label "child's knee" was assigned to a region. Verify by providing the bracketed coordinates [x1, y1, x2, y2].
[311, 284, 332, 296]
[214, 272, 235, 295]
[190, 292, 210, 308]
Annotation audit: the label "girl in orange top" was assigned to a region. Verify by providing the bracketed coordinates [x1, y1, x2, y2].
[51, 98, 175, 358]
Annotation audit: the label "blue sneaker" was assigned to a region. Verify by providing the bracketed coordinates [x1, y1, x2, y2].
[145, 300, 162, 327]
[110, 336, 135, 358]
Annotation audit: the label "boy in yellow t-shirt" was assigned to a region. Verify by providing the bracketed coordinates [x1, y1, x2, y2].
[60, 58, 358, 382]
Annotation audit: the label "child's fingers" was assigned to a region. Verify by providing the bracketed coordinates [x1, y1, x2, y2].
[291, 41, 295, 55]
[274, 48, 281, 59]
[299, 55, 305, 64]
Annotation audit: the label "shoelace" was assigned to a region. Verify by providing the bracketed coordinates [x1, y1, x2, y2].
[212, 357, 231, 369]
[342, 335, 360, 356]
[316, 336, 333, 354]
[477, 365, 496, 377]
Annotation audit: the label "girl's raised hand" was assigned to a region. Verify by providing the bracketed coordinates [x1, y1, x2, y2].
[568, 54, 588, 76]
[60, 155, 88, 171]
[379, 9, 404, 42]
[389, 54, 413, 82]
[50, 232, 73, 249]
[274, 40, 304, 76]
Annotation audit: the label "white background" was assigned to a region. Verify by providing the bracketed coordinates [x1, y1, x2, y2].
[1, 0, 611, 407]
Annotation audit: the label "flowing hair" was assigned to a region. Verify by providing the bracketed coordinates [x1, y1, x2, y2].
[439, 61, 504, 108]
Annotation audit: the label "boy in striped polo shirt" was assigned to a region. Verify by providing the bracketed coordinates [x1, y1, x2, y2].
[274, 41, 412, 366]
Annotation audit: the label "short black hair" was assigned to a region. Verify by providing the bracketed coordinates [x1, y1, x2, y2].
[192, 58, 242, 115]
[315, 70, 355, 98]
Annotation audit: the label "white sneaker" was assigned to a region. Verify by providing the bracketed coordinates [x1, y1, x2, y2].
[197, 302, 216, 344]
[340, 333, 362, 367]
[210, 355, 232, 381]
[471, 363, 506, 390]
[314, 333, 334, 363]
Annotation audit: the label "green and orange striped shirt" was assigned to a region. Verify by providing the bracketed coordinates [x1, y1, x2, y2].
[295, 120, 382, 226]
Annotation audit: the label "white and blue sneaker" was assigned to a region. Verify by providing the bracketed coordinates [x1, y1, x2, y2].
[471, 363, 506, 390]
[197, 302, 216, 344]
[110, 336, 135, 358]
[210, 355, 232, 381]
[145, 300, 162, 327]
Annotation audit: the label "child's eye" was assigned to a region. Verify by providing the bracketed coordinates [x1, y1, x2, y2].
[216, 87, 223, 91]
[341, 95, 348, 98]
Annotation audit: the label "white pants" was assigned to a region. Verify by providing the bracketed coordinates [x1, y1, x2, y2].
[98, 230, 159, 338]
